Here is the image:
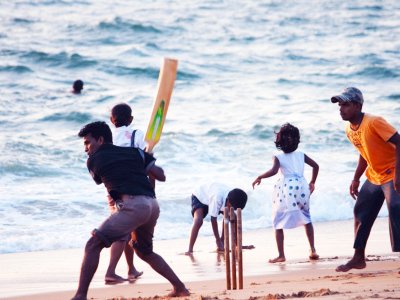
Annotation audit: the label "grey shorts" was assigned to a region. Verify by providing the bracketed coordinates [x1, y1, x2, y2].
[93, 195, 160, 255]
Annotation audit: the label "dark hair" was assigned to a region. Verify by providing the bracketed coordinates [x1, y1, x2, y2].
[227, 188, 248, 210]
[78, 121, 112, 143]
[111, 103, 132, 127]
[73, 80, 84, 92]
[274, 123, 300, 153]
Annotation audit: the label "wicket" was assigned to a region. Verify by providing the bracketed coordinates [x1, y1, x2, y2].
[224, 207, 243, 290]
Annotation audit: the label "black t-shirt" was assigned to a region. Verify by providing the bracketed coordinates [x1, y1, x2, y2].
[87, 143, 155, 199]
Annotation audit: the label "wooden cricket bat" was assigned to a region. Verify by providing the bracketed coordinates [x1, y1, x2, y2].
[145, 58, 178, 152]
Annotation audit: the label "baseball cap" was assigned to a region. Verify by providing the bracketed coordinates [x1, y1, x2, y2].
[331, 87, 364, 105]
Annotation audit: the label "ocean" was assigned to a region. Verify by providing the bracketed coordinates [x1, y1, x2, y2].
[0, 0, 399, 254]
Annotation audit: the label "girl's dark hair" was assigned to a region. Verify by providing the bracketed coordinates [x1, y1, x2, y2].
[274, 123, 300, 153]
[111, 103, 132, 127]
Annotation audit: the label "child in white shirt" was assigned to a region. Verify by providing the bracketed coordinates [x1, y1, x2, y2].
[104, 103, 147, 283]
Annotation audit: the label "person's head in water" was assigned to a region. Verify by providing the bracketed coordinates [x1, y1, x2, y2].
[110, 103, 133, 128]
[72, 80, 84, 94]
[274, 123, 300, 154]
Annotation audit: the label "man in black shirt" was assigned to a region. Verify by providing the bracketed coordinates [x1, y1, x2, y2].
[72, 121, 189, 300]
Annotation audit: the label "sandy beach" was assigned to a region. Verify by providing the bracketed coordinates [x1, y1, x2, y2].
[1, 217, 399, 300]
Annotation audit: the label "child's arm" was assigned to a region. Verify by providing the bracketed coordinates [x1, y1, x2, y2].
[211, 216, 224, 252]
[252, 157, 280, 189]
[304, 154, 319, 194]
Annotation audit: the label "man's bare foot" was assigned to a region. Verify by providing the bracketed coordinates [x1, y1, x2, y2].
[128, 270, 143, 280]
[336, 258, 366, 272]
[167, 287, 190, 297]
[309, 251, 319, 260]
[105, 274, 126, 284]
[269, 256, 286, 263]
[71, 294, 86, 300]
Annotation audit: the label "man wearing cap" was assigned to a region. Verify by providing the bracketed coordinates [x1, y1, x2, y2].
[331, 87, 400, 272]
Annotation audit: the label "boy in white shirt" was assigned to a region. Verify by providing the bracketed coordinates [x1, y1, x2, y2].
[185, 183, 247, 254]
[104, 103, 148, 283]
[111, 103, 147, 149]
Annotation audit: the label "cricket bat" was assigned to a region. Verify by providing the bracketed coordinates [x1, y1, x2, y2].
[145, 58, 178, 152]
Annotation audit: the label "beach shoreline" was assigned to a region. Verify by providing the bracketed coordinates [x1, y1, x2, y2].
[1, 217, 399, 300]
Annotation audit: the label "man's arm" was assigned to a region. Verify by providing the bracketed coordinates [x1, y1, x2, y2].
[87, 159, 102, 185]
[350, 155, 368, 200]
[388, 132, 400, 192]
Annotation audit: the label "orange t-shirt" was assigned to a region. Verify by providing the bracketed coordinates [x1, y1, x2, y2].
[346, 114, 397, 184]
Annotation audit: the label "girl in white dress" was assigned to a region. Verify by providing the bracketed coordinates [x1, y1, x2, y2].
[252, 123, 319, 263]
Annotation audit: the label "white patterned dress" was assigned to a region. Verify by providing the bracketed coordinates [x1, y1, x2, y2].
[272, 151, 311, 229]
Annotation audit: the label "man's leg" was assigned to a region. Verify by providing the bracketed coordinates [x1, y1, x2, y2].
[136, 250, 189, 296]
[134, 197, 189, 297]
[382, 181, 400, 252]
[71, 236, 104, 300]
[336, 180, 384, 272]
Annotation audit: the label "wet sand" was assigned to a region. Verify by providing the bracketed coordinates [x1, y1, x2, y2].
[1, 217, 399, 300]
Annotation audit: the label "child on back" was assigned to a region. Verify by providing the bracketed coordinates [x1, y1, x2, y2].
[104, 103, 147, 283]
[252, 123, 319, 263]
[110, 103, 147, 149]
[185, 182, 248, 254]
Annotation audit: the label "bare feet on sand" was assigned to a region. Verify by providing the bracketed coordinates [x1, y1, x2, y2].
[167, 287, 190, 297]
[128, 270, 143, 281]
[336, 258, 366, 272]
[309, 251, 319, 260]
[105, 274, 127, 284]
[269, 256, 286, 263]
[71, 294, 86, 300]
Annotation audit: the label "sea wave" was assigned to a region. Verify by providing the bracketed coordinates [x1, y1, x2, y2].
[99, 65, 160, 78]
[0, 161, 63, 177]
[1, 0, 399, 254]
[24, 51, 98, 68]
[12, 17, 34, 24]
[355, 66, 399, 79]
[40, 111, 92, 123]
[0, 65, 32, 73]
[387, 94, 400, 101]
[98, 17, 162, 34]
